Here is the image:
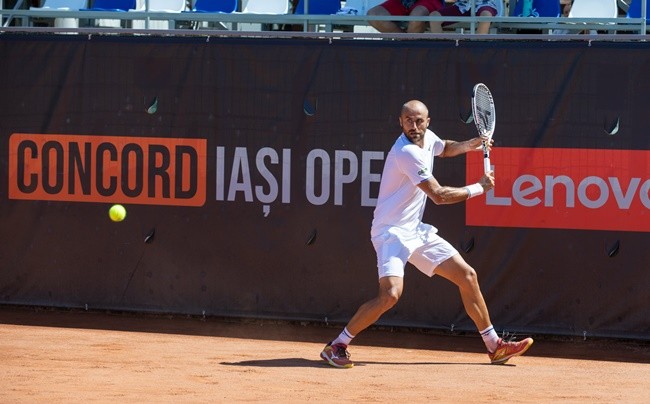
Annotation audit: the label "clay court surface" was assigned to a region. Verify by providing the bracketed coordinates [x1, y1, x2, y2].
[1, 307, 649, 402]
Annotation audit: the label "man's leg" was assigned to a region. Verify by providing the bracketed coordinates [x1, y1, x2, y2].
[406, 5, 430, 33]
[435, 254, 533, 364]
[429, 10, 444, 34]
[476, 9, 496, 34]
[320, 276, 403, 368]
[346, 276, 403, 336]
[367, 5, 405, 33]
[435, 254, 492, 330]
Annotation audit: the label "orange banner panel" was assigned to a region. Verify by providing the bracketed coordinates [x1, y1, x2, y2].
[9, 133, 207, 207]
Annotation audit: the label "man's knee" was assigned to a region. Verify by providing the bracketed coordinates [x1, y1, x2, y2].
[378, 285, 402, 309]
[410, 5, 431, 18]
[461, 266, 479, 286]
[406, 22, 426, 33]
[367, 6, 386, 17]
[379, 290, 400, 309]
[438, 256, 481, 289]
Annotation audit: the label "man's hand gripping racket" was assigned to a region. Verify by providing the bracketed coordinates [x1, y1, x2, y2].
[471, 83, 496, 174]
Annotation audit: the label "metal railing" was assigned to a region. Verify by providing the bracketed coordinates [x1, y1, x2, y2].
[1, 0, 648, 36]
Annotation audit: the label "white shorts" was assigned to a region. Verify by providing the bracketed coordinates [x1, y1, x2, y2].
[371, 223, 459, 278]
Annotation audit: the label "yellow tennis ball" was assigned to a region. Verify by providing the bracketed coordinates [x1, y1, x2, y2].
[109, 204, 126, 222]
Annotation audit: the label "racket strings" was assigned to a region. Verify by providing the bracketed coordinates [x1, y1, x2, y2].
[473, 90, 495, 136]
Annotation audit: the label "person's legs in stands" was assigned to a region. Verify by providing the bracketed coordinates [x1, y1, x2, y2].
[429, 4, 461, 33]
[429, 9, 444, 33]
[476, 5, 498, 34]
[406, 5, 431, 33]
[368, 0, 406, 33]
[430, 3, 496, 34]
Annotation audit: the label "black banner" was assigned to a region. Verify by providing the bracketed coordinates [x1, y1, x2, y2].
[0, 34, 648, 340]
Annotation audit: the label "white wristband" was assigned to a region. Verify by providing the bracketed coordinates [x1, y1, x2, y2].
[465, 183, 484, 199]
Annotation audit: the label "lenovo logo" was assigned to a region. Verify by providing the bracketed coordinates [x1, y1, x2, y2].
[9, 133, 207, 206]
[466, 148, 650, 232]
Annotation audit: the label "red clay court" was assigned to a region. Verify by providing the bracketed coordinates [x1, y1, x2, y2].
[1, 307, 649, 402]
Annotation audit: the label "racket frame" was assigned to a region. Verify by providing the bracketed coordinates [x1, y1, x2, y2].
[471, 83, 496, 174]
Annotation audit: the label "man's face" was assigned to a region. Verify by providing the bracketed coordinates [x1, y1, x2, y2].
[399, 108, 430, 146]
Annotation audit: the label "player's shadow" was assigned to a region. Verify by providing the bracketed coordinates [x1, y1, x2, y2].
[221, 358, 501, 368]
[221, 358, 325, 368]
[358, 361, 501, 366]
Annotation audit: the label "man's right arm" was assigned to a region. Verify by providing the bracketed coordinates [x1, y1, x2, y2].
[417, 173, 494, 205]
[439, 137, 492, 158]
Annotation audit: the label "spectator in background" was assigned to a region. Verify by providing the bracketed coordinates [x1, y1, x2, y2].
[560, 0, 573, 17]
[368, 0, 444, 33]
[429, 0, 499, 34]
[552, 0, 582, 35]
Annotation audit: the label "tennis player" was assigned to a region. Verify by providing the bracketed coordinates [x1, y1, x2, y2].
[320, 100, 533, 368]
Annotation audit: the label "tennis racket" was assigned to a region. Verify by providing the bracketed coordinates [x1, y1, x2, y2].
[471, 83, 496, 174]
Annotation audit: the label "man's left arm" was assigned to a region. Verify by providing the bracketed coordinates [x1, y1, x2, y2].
[439, 137, 491, 158]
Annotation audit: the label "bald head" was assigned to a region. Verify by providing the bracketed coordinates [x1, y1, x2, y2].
[401, 100, 429, 119]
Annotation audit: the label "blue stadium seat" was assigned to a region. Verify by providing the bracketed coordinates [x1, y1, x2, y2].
[293, 0, 341, 15]
[186, 0, 237, 13]
[182, 0, 237, 29]
[627, 0, 650, 19]
[512, 0, 561, 17]
[80, 0, 136, 27]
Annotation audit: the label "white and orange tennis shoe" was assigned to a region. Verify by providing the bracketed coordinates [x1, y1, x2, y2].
[320, 342, 353, 368]
[488, 337, 534, 365]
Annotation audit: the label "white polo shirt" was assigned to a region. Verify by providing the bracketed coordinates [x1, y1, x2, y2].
[371, 129, 445, 238]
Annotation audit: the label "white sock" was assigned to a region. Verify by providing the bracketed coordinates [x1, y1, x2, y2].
[332, 327, 355, 346]
[480, 325, 500, 353]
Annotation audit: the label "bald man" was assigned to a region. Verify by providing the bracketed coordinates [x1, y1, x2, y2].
[320, 100, 533, 368]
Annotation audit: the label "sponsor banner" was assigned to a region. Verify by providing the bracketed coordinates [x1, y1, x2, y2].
[466, 147, 650, 232]
[8, 133, 207, 206]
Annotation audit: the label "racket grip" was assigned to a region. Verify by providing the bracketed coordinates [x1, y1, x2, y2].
[484, 157, 491, 174]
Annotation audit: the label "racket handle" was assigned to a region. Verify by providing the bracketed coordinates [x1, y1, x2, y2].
[484, 157, 491, 174]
